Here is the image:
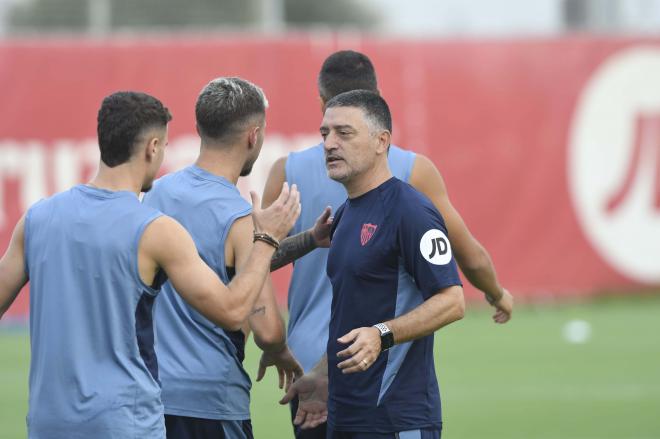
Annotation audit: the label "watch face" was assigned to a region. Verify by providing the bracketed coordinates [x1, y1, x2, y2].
[374, 323, 393, 351]
[381, 332, 394, 351]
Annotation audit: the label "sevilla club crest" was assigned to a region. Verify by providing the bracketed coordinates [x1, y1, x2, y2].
[360, 223, 378, 246]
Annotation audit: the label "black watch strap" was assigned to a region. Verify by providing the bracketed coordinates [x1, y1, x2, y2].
[373, 323, 394, 352]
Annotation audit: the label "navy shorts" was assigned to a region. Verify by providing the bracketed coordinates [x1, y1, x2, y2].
[327, 427, 441, 439]
[165, 414, 253, 439]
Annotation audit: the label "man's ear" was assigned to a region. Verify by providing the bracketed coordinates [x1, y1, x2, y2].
[376, 130, 392, 154]
[247, 126, 260, 150]
[145, 136, 159, 161]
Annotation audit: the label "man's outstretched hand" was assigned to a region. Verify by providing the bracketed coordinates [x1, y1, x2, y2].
[279, 371, 328, 429]
[256, 346, 303, 392]
[310, 206, 333, 248]
[487, 288, 513, 324]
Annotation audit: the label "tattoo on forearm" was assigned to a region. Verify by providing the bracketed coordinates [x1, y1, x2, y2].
[250, 306, 266, 316]
[270, 230, 316, 271]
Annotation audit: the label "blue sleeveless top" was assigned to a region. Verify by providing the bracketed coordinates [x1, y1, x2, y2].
[285, 143, 416, 372]
[143, 165, 253, 420]
[24, 185, 164, 438]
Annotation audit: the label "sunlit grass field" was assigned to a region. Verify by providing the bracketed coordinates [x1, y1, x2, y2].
[1, 295, 659, 438]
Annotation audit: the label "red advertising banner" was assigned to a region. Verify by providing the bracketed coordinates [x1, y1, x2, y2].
[1, 36, 659, 318]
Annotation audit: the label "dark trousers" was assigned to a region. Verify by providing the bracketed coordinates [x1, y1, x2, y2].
[327, 427, 441, 439]
[165, 414, 254, 439]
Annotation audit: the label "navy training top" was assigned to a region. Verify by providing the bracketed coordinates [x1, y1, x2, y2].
[326, 177, 462, 433]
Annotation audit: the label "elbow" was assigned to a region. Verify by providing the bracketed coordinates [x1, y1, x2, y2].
[219, 314, 245, 332]
[224, 318, 245, 332]
[192, 293, 247, 331]
[253, 316, 286, 350]
[255, 329, 285, 351]
[454, 295, 466, 322]
[216, 304, 248, 331]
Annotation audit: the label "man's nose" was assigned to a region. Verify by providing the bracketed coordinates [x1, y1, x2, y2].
[323, 133, 338, 150]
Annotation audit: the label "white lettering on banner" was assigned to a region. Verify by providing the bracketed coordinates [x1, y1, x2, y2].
[568, 47, 660, 283]
[52, 139, 99, 193]
[0, 141, 47, 228]
[0, 133, 320, 237]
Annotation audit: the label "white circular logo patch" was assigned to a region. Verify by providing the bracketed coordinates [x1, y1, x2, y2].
[568, 46, 660, 283]
[419, 229, 452, 265]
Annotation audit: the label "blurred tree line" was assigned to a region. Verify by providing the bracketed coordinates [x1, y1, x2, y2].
[8, 0, 378, 33]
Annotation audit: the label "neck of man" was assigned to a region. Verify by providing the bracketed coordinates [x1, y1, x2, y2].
[88, 161, 144, 197]
[345, 159, 392, 199]
[195, 141, 244, 185]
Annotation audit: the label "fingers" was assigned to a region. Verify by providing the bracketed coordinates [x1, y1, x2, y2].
[301, 410, 328, 429]
[275, 182, 290, 205]
[284, 370, 293, 392]
[256, 361, 266, 382]
[249, 191, 261, 211]
[258, 182, 300, 240]
[317, 206, 332, 224]
[288, 363, 303, 391]
[337, 328, 359, 345]
[492, 309, 510, 324]
[337, 327, 380, 373]
[288, 185, 301, 217]
[493, 309, 511, 324]
[337, 355, 373, 374]
[279, 382, 297, 405]
[336, 342, 359, 359]
[293, 362, 304, 379]
[278, 367, 285, 389]
[293, 407, 307, 426]
[281, 184, 301, 229]
[282, 183, 297, 209]
[295, 407, 327, 429]
[285, 361, 301, 391]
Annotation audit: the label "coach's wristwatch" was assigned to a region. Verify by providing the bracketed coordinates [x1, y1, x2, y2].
[373, 323, 394, 352]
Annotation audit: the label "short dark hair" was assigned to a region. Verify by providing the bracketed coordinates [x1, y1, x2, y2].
[97, 91, 172, 167]
[325, 90, 392, 133]
[318, 50, 378, 102]
[195, 77, 268, 142]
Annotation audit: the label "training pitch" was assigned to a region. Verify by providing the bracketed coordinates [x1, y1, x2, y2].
[1, 294, 659, 439]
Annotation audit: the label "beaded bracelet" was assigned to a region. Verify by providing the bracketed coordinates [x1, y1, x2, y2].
[253, 232, 280, 250]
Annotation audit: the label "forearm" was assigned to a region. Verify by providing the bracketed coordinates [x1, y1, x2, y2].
[0, 218, 27, 320]
[310, 354, 328, 377]
[0, 287, 20, 319]
[456, 242, 503, 302]
[270, 230, 317, 271]
[222, 241, 276, 328]
[251, 307, 287, 353]
[386, 286, 464, 345]
[0, 266, 27, 320]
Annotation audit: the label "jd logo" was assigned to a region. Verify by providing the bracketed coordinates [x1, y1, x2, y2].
[428, 236, 448, 258]
[568, 47, 660, 282]
[420, 229, 452, 265]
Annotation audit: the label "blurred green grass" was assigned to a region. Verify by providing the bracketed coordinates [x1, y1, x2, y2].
[1, 295, 659, 438]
